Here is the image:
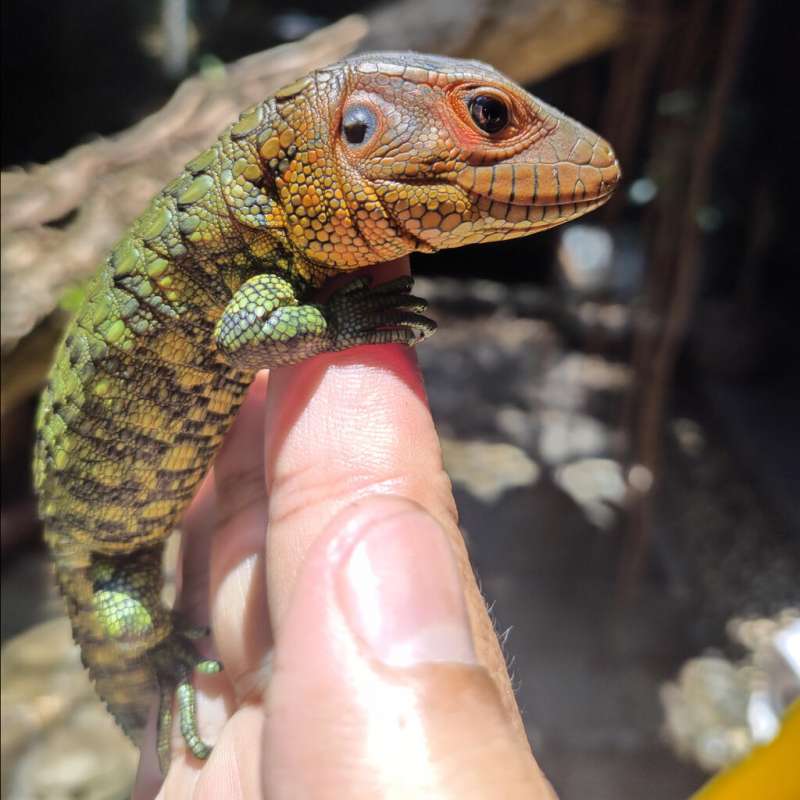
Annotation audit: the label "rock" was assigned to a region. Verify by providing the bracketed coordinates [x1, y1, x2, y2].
[538, 409, 610, 466]
[537, 352, 632, 413]
[661, 656, 752, 771]
[661, 609, 800, 773]
[441, 437, 540, 503]
[557, 224, 615, 294]
[554, 457, 627, 529]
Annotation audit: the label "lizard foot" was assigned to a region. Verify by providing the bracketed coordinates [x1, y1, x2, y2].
[150, 625, 222, 774]
[216, 272, 436, 371]
[326, 274, 437, 350]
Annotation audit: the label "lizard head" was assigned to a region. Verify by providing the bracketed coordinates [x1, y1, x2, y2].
[267, 53, 620, 268]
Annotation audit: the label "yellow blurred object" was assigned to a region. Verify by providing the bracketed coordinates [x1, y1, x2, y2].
[691, 699, 800, 799]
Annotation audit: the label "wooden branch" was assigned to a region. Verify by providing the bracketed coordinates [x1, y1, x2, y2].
[363, 0, 626, 85]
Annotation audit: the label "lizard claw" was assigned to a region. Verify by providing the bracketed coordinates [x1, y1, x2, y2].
[327, 274, 437, 349]
[151, 624, 222, 773]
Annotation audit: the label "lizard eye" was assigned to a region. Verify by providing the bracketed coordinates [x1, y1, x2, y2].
[342, 105, 377, 146]
[468, 94, 509, 134]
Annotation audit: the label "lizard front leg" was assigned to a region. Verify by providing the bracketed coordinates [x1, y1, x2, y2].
[214, 273, 436, 371]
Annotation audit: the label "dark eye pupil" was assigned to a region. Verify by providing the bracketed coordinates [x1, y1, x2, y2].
[342, 105, 376, 145]
[344, 121, 368, 144]
[469, 95, 508, 134]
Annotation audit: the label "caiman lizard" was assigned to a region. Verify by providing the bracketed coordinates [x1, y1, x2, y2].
[33, 52, 620, 772]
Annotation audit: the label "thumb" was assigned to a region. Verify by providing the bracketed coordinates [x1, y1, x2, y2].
[262, 495, 555, 800]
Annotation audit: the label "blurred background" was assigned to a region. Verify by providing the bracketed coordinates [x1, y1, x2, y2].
[2, 1, 798, 798]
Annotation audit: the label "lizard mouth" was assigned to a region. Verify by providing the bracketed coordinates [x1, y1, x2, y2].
[456, 150, 620, 200]
[472, 191, 613, 230]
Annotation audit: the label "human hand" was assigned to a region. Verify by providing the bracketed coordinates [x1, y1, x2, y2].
[132, 258, 556, 799]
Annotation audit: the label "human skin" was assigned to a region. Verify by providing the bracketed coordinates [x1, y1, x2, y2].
[131, 258, 556, 800]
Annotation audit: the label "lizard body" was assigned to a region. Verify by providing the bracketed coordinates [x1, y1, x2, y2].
[34, 52, 619, 771]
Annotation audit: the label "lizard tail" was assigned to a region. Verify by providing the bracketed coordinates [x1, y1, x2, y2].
[46, 529, 167, 745]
